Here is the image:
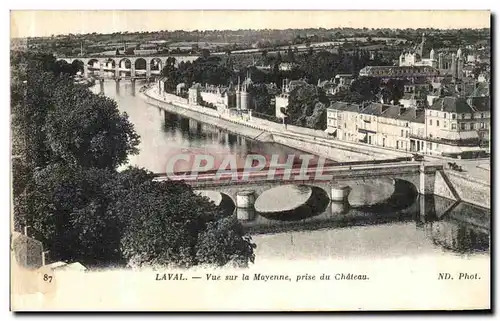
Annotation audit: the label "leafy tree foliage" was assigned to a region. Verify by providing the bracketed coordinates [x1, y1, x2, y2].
[286, 84, 329, 129]
[161, 56, 233, 89]
[14, 164, 121, 266]
[46, 84, 140, 169]
[11, 51, 140, 173]
[11, 51, 256, 269]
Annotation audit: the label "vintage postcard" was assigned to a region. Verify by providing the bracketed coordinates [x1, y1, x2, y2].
[10, 10, 491, 311]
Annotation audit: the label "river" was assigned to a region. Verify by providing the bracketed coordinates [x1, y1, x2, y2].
[92, 79, 491, 264]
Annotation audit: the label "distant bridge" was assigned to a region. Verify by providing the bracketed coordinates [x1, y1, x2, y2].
[56, 54, 200, 80]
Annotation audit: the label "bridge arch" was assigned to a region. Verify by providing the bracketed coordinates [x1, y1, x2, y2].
[118, 57, 132, 69]
[150, 57, 163, 72]
[165, 57, 177, 68]
[71, 59, 85, 74]
[134, 57, 147, 70]
[103, 58, 116, 69]
[87, 58, 101, 68]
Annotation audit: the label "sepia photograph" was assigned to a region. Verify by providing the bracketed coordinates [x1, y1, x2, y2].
[9, 9, 491, 311]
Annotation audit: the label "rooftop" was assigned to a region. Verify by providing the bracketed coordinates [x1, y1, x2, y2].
[429, 96, 490, 113]
[330, 101, 425, 123]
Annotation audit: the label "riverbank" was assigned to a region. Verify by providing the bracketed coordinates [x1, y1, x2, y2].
[140, 87, 490, 209]
[142, 88, 410, 162]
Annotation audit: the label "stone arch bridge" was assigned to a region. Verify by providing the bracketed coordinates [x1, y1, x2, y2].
[156, 162, 459, 216]
[56, 55, 199, 80]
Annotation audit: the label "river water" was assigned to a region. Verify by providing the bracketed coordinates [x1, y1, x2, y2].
[92, 79, 491, 263]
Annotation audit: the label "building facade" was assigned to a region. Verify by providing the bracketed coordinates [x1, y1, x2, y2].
[327, 96, 490, 157]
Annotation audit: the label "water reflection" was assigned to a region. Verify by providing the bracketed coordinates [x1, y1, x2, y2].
[93, 80, 319, 174]
[242, 194, 490, 255]
[425, 220, 489, 254]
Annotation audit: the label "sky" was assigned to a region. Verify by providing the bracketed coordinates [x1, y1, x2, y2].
[10, 10, 491, 38]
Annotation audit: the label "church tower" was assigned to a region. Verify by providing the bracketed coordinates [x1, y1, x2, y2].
[418, 33, 427, 58]
[451, 53, 457, 81]
[438, 52, 444, 70]
[430, 49, 437, 68]
[457, 48, 464, 80]
[236, 76, 242, 109]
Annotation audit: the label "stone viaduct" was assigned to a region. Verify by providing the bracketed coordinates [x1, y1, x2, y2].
[56, 55, 200, 80]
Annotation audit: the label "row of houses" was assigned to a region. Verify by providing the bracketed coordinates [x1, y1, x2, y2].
[326, 95, 490, 157]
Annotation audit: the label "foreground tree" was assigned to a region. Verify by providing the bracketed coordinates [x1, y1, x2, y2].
[119, 179, 256, 268]
[46, 85, 140, 169]
[14, 164, 122, 266]
[12, 52, 256, 269]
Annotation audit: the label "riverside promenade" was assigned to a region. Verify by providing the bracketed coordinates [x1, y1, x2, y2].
[141, 87, 410, 163]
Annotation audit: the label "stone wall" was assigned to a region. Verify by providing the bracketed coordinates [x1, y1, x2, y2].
[439, 170, 491, 209]
[144, 89, 409, 162]
[11, 232, 43, 269]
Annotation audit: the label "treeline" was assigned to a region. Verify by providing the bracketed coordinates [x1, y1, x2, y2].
[29, 27, 490, 57]
[11, 51, 255, 269]
[159, 49, 397, 129]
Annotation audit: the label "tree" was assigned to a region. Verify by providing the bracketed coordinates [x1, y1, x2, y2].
[201, 48, 210, 59]
[11, 52, 256, 270]
[381, 79, 406, 104]
[14, 164, 122, 266]
[287, 84, 329, 129]
[261, 50, 268, 65]
[196, 216, 255, 267]
[286, 46, 295, 63]
[305, 102, 327, 130]
[248, 83, 273, 116]
[346, 77, 382, 103]
[119, 179, 256, 268]
[45, 84, 140, 169]
[11, 51, 76, 171]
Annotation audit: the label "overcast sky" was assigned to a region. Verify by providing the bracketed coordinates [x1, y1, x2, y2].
[11, 10, 490, 38]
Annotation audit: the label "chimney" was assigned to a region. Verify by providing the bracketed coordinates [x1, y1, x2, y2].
[416, 108, 424, 119]
[24, 225, 30, 237]
[440, 99, 445, 111]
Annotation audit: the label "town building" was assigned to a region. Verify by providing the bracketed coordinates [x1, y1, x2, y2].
[275, 79, 291, 119]
[359, 65, 440, 78]
[399, 78, 432, 108]
[399, 33, 436, 68]
[327, 95, 490, 157]
[318, 74, 354, 96]
[362, 33, 466, 82]
[188, 83, 202, 105]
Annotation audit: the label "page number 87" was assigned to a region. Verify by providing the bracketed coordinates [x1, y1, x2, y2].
[43, 274, 53, 283]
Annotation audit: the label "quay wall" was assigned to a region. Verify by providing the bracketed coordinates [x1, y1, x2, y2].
[142, 89, 405, 162]
[439, 170, 491, 209]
